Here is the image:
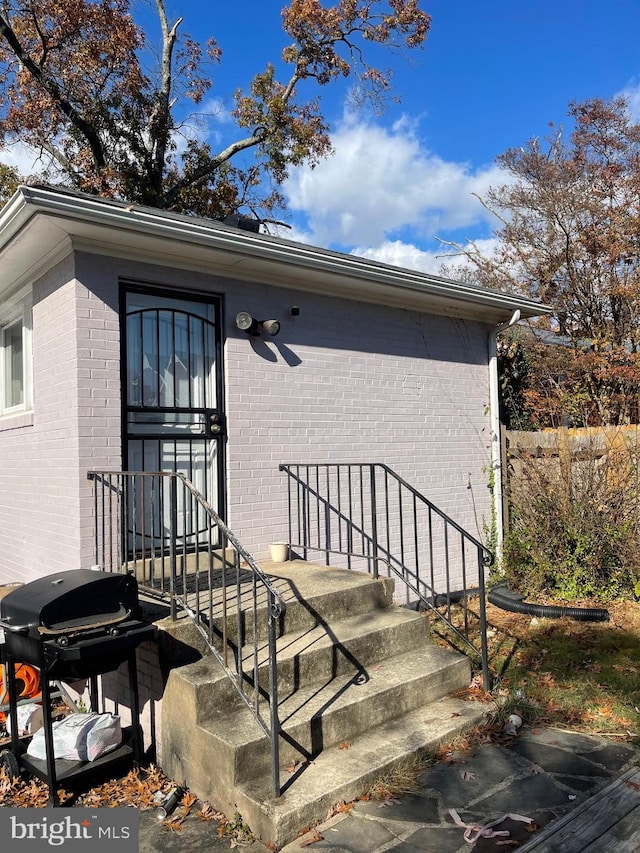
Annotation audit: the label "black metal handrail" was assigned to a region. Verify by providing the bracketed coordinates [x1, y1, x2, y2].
[88, 470, 285, 796]
[280, 463, 493, 689]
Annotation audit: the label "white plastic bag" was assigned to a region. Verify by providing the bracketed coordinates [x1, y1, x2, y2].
[6, 702, 42, 735]
[27, 712, 121, 762]
[85, 713, 122, 761]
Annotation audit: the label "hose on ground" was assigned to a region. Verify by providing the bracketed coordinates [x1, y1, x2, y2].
[488, 584, 610, 623]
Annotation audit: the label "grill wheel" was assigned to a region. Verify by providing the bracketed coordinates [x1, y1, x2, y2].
[0, 748, 20, 780]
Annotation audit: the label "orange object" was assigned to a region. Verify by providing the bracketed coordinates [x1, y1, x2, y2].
[0, 663, 41, 723]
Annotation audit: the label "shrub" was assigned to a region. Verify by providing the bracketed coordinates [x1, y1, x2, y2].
[502, 428, 640, 602]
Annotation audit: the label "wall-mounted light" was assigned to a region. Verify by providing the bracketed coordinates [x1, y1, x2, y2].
[260, 319, 281, 336]
[235, 312, 281, 337]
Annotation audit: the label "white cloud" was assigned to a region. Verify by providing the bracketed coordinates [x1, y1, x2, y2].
[172, 96, 232, 152]
[268, 222, 315, 244]
[0, 96, 234, 176]
[351, 240, 449, 274]
[619, 81, 640, 122]
[283, 113, 506, 249]
[0, 141, 48, 177]
[351, 236, 503, 276]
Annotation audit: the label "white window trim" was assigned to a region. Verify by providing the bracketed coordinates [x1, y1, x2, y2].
[0, 294, 33, 419]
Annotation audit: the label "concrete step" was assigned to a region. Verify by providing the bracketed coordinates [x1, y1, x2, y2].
[260, 562, 396, 637]
[158, 561, 485, 850]
[199, 643, 473, 784]
[164, 605, 431, 721]
[235, 697, 488, 848]
[153, 562, 395, 660]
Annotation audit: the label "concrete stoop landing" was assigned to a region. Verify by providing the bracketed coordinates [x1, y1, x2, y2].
[157, 561, 487, 849]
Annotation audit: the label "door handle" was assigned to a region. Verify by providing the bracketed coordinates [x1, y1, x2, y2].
[209, 413, 225, 436]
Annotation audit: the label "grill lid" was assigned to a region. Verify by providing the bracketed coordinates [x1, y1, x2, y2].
[0, 570, 140, 636]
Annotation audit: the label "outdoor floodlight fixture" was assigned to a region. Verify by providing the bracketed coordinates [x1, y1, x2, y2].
[261, 319, 281, 336]
[235, 312, 281, 337]
[235, 311, 257, 333]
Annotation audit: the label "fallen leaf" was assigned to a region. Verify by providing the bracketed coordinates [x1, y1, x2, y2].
[626, 780, 640, 791]
[325, 800, 354, 820]
[286, 759, 302, 774]
[299, 827, 324, 847]
[199, 802, 225, 821]
[378, 797, 401, 808]
[229, 837, 255, 849]
[161, 819, 184, 832]
[338, 741, 351, 750]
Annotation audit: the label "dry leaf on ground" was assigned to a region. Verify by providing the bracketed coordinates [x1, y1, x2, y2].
[325, 800, 354, 820]
[199, 802, 225, 821]
[378, 797, 401, 808]
[299, 827, 324, 847]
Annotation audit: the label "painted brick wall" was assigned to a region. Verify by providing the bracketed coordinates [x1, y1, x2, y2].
[0, 254, 84, 583]
[0, 248, 495, 760]
[0, 252, 493, 584]
[222, 286, 492, 571]
[74, 254, 123, 569]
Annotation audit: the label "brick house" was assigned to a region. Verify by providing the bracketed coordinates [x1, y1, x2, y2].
[0, 186, 550, 838]
[0, 184, 543, 587]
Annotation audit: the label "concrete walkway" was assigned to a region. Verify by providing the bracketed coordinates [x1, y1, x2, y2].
[138, 727, 639, 852]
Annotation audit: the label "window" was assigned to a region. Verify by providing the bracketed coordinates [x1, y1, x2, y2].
[4, 320, 24, 408]
[0, 298, 32, 416]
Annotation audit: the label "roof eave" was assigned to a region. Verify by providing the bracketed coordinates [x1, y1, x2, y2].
[0, 186, 549, 323]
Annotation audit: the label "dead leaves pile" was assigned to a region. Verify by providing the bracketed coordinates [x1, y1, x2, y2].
[76, 764, 170, 809]
[0, 766, 66, 808]
[0, 763, 227, 837]
[0, 760, 179, 810]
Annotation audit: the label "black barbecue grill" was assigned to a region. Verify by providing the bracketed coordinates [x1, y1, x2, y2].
[0, 569, 156, 803]
[0, 569, 153, 680]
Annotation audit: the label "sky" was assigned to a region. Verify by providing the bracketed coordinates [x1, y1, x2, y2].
[191, 0, 640, 273]
[5, 0, 640, 275]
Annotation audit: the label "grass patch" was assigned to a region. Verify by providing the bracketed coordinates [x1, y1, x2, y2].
[366, 752, 433, 801]
[433, 599, 640, 745]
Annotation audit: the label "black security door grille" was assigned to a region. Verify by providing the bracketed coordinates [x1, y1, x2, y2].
[122, 286, 225, 553]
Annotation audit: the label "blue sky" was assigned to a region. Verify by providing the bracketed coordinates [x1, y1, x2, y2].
[7, 1, 640, 274]
[177, 0, 640, 273]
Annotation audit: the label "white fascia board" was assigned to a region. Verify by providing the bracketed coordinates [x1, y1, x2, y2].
[1, 186, 549, 323]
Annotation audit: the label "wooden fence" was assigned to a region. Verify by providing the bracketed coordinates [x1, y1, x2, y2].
[503, 425, 640, 535]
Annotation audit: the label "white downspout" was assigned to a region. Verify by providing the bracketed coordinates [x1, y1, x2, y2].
[488, 309, 521, 565]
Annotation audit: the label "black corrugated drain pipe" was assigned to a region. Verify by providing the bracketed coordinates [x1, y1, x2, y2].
[488, 584, 610, 622]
